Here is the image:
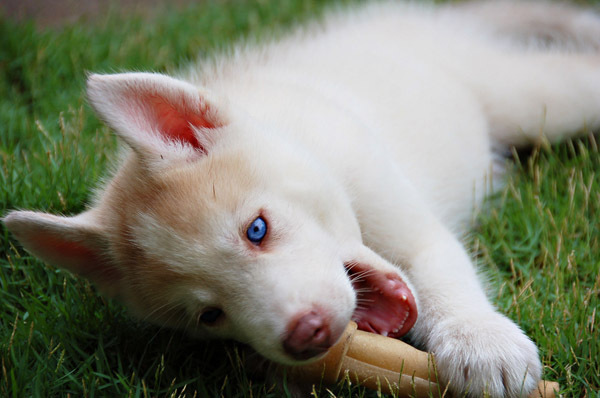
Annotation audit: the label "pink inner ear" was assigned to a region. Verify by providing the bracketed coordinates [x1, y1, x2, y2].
[147, 94, 217, 152]
[35, 232, 120, 282]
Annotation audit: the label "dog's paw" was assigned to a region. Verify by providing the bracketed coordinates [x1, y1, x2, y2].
[428, 313, 541, 397]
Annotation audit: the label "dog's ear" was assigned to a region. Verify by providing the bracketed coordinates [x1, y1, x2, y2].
[87, 72, 226, 163]
[3, 211, 120, 296]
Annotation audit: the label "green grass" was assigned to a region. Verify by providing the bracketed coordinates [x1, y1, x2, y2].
[1, 1, 599, 397]
[473, 139, 600, 397]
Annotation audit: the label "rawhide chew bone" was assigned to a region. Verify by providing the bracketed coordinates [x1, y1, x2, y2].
[290, 321, 559, 398]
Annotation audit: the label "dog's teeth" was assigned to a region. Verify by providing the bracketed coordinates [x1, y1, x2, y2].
[392, 328, 399, 333]
[401, 294, 407, 301]
[381, 331, 388, 337]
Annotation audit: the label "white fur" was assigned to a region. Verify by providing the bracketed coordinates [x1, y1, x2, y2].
[4, 2, 600, 397]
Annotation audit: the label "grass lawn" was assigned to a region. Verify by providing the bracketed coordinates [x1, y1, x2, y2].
[1, 1, 598, 396]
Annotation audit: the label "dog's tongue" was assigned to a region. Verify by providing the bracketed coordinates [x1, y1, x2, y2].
[346, 263, 417, 338]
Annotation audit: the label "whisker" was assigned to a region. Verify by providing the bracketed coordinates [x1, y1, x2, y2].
[356, 297, 376, 304]
[353, 287, 375, 294]
[349, 269, 376, 283]
[354, 302, 372, 312]
[141, 300, 183, 323]
[344, 262, 360, 272]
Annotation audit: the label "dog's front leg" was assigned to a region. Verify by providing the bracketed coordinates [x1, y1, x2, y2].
[405, 230, 541, 397]
[356, 173, 541, 397]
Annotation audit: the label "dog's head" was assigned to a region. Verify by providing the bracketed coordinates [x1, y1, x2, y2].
[3, 73, 417, 364]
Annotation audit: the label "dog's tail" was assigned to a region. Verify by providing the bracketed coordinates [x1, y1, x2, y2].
[446, 1, 600, 148]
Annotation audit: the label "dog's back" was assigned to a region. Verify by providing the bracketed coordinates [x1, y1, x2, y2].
[186, 2, 600, 229]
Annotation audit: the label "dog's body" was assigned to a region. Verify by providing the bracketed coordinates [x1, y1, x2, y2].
[4, 2, 600, 397]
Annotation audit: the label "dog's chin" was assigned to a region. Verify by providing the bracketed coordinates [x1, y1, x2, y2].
[345, 262, 418, 339]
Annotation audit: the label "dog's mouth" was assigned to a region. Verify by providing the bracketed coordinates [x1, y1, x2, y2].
[344, 262, 417, 338]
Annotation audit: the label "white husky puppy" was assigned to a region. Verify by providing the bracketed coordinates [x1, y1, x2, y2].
[4, 1, 600, 396]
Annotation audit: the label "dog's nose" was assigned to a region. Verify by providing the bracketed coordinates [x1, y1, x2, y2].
[283, 310, 333, 361]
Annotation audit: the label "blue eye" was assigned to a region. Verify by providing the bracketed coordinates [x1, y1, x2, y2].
[247, 216, 267, 244]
